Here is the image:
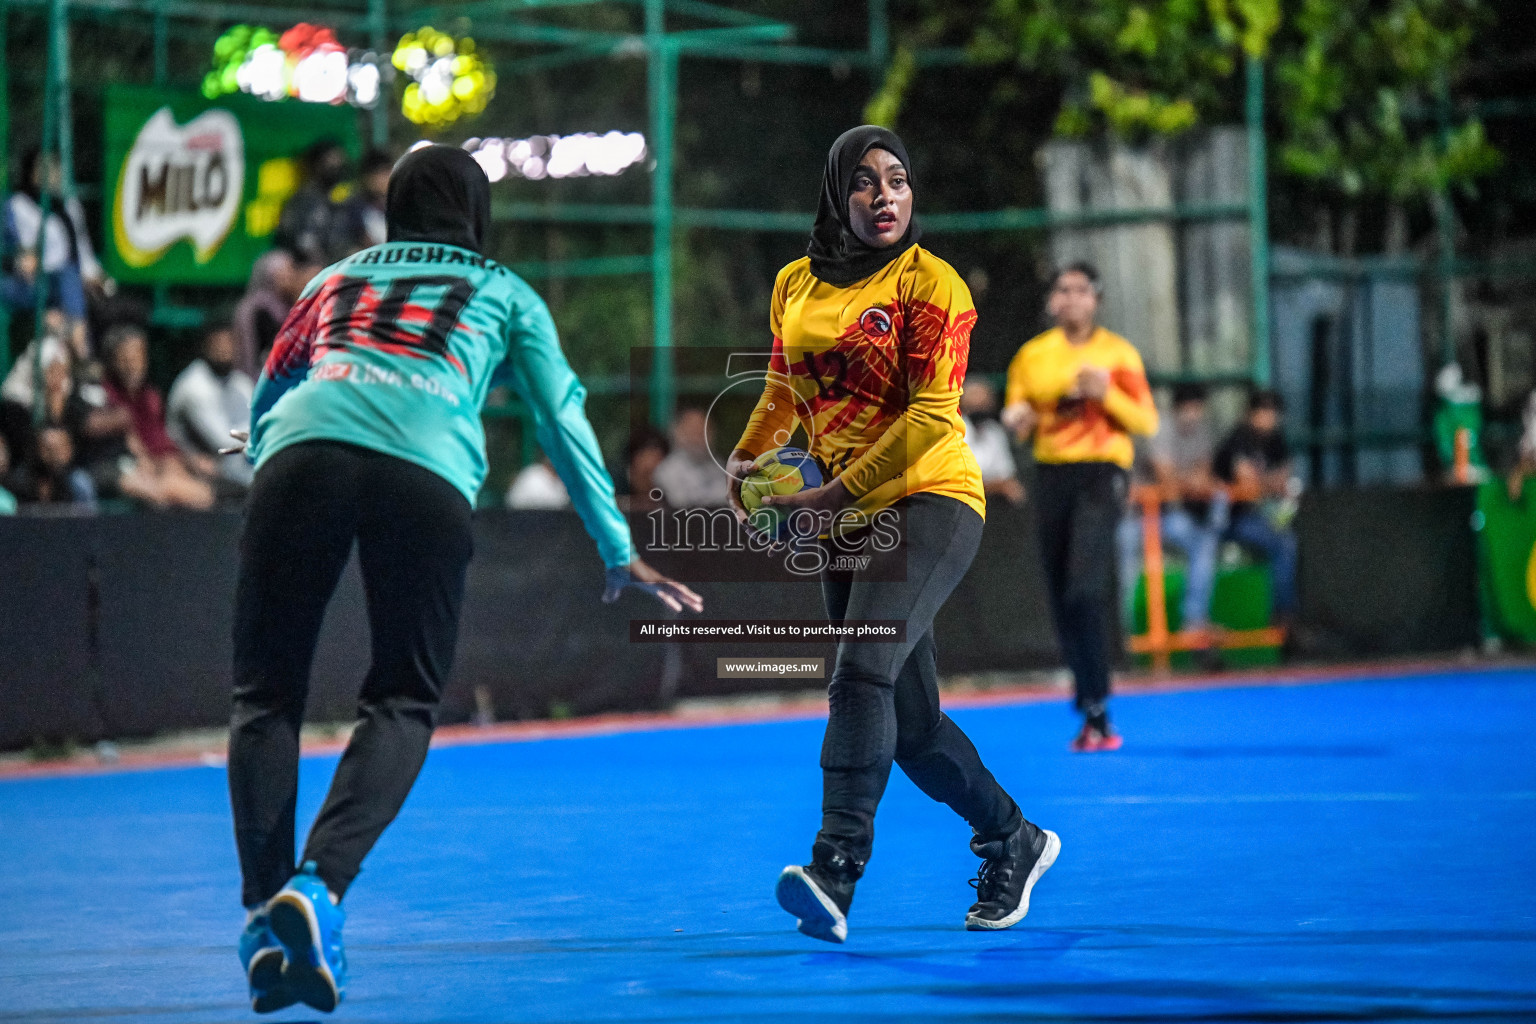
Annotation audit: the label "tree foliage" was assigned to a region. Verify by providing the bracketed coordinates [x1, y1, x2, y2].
[964, 0, 1280, 139]
[1273, 0, 1500, 202]
[874, 0, 1500, 209]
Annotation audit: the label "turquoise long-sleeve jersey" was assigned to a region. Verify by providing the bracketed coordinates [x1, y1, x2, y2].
[248, 241, 636, 569]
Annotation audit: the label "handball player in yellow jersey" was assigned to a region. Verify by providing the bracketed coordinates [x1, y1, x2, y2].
[726, 126, 1058, 943]
[1002, 263, 1158, 752]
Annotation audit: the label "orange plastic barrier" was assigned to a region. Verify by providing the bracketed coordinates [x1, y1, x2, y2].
[1127, 483, 1286, 672]
[1453, 427, 1471, 484]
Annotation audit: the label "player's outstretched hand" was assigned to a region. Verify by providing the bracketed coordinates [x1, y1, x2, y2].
[220, 429, 250, 456]
[603, 559, 704, 613]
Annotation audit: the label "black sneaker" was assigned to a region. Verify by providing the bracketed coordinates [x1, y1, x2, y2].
[965, 821, 1061, 931]
[776, 843, 861, 943]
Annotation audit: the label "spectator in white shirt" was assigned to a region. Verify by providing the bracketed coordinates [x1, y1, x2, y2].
[167, 324, 255, 492]
[960, 377, 1024, 505]
[505, 455, 570, 509]
[654, 405, 729, 508]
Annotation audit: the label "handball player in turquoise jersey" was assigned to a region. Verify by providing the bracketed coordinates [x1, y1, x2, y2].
[227, 145, 702, 1014]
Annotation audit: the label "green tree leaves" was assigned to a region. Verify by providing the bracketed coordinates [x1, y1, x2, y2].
[961, 0, 1281, 140]
[873, 0, 1497, 208]
[1272, 0, 1499, 204]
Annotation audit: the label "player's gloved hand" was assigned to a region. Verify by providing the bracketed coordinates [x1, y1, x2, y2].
[602, 558, 704, 613]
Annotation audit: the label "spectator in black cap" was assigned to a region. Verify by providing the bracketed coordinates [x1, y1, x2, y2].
[331, 148, 394, 257]
[276, 139, 349, 265]
[1214, 388, 1297, 623]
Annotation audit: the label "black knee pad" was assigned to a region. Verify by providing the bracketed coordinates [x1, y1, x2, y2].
[819, 671, 895, 772]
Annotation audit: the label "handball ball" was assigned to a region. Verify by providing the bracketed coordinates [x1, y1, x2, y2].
[739, 446, 824, 541]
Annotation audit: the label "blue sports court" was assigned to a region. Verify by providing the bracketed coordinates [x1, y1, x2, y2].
[2, 665, 1533, 1023]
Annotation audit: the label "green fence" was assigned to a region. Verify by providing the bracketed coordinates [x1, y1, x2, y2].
[0, 0, 1273, 427]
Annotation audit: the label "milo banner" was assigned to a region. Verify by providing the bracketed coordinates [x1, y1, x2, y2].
[104, 85, 359, 284]
[1478, 481, 1536, 645]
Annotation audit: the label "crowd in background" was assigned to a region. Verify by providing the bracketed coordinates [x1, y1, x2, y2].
[0, 140, 393, 515]
[5, 135, 1535, 659]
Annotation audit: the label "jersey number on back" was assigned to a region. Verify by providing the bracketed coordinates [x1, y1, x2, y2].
[325, 274, 477, 357]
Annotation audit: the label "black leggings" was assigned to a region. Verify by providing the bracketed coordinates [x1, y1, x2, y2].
[816, 493, 1021, 866]
[229, 441, 473, 907]
[1034, 462, 1126, 715]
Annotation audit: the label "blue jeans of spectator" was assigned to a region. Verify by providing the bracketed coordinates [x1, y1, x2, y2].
[1117, 494, 1227, 631]
[66, 467, 96, 505]
[1, 262, 87, 319]
[1226, 509, 1297, 620]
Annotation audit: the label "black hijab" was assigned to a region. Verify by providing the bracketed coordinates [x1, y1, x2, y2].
[806, 125, 921, 287]
[386, 145, 491, 255]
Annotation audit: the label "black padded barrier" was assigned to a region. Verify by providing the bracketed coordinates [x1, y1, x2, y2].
[1294, 486, 1480, 659]
[0, 514, 100, 746]
[0, 485, 1483, 750]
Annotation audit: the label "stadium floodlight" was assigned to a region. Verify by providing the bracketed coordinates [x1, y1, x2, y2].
[394, 27, 497, 127]
[204, 23, 392, 109]
[462, 133, 649, 181]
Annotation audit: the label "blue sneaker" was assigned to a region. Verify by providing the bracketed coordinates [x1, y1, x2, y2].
[238, 911, 296, 1014]
[267, 861, 347, 1013]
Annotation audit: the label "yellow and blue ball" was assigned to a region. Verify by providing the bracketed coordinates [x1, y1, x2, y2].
[738, 446, 824, 541]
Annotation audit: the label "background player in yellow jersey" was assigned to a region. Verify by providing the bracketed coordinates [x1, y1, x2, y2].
[726, 126, 1058, 943]
[1003, 262, 1158, 751]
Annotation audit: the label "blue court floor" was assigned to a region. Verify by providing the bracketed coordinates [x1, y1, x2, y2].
[1, 667, 1534, 1023]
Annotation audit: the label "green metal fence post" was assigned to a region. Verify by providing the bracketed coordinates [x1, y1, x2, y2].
[29, 0, 64, 424]
[369, 0, 389, 148]
[647, 0, 676, 428]
[52, 0, 71, 199]
[152, 0, 167, 85]
[867, 0, 888, 70]
[1245, 54, 1271, 389]
[1434, 77, 1456, 368]
[0, 0, 10, 377]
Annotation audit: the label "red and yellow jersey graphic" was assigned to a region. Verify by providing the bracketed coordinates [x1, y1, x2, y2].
[1003, 325, 1157, 469]
[736, 245, 985, 521]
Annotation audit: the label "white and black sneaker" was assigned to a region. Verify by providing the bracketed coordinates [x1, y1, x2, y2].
[964, 820, 1060, 931]
[776, 844, 861, 943]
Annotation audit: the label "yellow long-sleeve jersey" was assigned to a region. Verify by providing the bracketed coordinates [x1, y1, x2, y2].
[734, 245, 985, 522]
[1003, 326, 1158, 469]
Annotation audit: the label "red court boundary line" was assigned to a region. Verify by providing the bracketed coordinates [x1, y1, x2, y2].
[3, 656, 1532, 781]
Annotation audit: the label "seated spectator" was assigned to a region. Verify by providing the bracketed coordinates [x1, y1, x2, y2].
[0, 434, 16, 515]
[654, 406, 728, 508]
[331, 148, 393, 256]
[3, 148, 107, 359]
[70, 324, 213, 509]
[0, 335, 60, 454]
[167, 323, 254, 495]
[10, 425, 94, 507]
[0, 335, 89, 479]
[960, 377, 1024, 505]
[617, 423, 669, 513]
[0, 337, 96, 506]
[233, 248, 321, 380]
[1117, 383, 1228, 639]
[505, 455, 571, 509]
[1214, 388, 1297, 623]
